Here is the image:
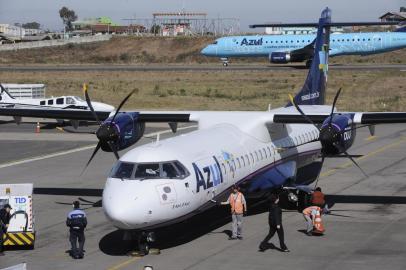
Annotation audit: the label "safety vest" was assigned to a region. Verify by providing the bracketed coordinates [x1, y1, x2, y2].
[229, 192, 244, 214]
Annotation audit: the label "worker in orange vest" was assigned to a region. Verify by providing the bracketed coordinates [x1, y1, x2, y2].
[311, 187, 330, 214]
[220, 185, 247, 240]
[302, 206, 321, 236]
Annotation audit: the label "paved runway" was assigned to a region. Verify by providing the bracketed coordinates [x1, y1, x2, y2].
[0, 123, 406, 270]
[0, 64, 405, 72]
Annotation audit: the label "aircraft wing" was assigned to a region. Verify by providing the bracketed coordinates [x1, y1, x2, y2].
[272, 112, 406, 124]
[0, 107, 193, 123]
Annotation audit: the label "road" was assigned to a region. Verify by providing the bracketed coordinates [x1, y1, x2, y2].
[0, 64, 405, 72]
[0, 123, 406, 270]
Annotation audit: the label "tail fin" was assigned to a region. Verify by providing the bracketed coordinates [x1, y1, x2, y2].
[0, 84, 16, 101]
[288, 8, 331, 106]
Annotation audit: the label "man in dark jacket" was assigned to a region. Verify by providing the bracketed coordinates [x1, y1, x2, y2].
[259, 194, 289, 252]
[0, 204, 12, 256]
[66, 201, 87, 259]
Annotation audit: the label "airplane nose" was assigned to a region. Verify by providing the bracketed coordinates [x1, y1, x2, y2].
[91, 102, 115, 112]
[102, 179, 155, 229]
[201, 45, 215, 56]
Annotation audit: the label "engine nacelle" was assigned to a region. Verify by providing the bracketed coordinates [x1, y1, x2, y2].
[319, 114, 356, 156]
[269, 52, 291, 64]
[97, 112, 145, 152]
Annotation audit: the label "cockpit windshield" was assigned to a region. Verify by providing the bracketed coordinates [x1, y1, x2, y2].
[109, 161, 189, 180]
[212, 41, 218, 45]
[66, 97, 76, 105]
[73, 96, 85, 102]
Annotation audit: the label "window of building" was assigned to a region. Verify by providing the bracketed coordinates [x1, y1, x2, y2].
[48, 99, 54, 105]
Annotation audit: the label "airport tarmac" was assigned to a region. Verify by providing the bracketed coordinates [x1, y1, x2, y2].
[0, 64, 405, 72]
[0, 122, 406, 270]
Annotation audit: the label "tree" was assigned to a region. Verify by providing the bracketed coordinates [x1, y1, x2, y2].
[22, 22, 41, 29]
[150, 24, 161, 35]
[59, 6, 78, 31]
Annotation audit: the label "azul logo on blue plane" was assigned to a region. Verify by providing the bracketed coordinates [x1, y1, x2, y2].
[241, 38, 263, 46]
[193, 156, 224, 193]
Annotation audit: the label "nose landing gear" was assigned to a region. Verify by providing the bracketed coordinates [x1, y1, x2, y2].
[126, 231, 160, 257]
[221, 58, 229, 67]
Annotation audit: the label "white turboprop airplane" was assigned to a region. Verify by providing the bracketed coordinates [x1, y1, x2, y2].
[0, 84, 114, 126]
[1, 8, 406, 254]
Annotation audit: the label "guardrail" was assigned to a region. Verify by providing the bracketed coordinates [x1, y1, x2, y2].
[0, 35, 112, 51]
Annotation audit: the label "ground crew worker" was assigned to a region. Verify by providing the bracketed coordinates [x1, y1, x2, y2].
[302, 205, 321, 236]
[220, 185, 247, 240]
[311, 187, 330, 214]
[66, 201, 87, 259]
[259, 194, 289, 252]
[0, 204, 12, 256]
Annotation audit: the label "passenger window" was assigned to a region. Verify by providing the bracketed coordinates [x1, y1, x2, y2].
[245, 154, 250, 165]
[56, 98, 64, 105]
[241, 156, 245, 167]
[40, 100, 45, 105]
[267, 147, 271, 157]
[48, 99, 54, 105]
[259, 150, 263, 160]
[250, 153, 254, 164]
[237, 158, 241, 168]
[263, 148, 267, 158]
[254, 151, 259, 161]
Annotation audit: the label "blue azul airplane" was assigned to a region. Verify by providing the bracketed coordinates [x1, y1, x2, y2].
[201, 27, 406, 67]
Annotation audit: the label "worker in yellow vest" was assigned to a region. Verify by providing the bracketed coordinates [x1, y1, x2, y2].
[220, 185, 247, 240]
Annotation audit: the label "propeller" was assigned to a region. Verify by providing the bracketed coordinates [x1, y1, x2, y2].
[80, 85, 135, 173]
[288, 88, 367, 179]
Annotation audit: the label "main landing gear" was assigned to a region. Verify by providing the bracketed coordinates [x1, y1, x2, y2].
[126, 231, 160, 257]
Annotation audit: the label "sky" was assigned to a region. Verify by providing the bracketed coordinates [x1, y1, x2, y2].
[0, 0, 405, 31]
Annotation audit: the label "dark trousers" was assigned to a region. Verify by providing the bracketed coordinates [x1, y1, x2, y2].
[261, 225, 287, 250]
[69, 230, 85, 256]
[0, 230, 4, 252]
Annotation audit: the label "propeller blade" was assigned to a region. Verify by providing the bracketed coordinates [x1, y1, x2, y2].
[169, 122, 178, 133]
[313, 155, 325, 188]
[81, 142, 101, 175]
[107, 141, 120, 160]
[343, 150, 368, 177]
[328, 88, 342, 126]
[288, 94, 318, 128]
[368, 125, 376, 137]
[83, 83, 101, 125]
[111, 89, 135, 123]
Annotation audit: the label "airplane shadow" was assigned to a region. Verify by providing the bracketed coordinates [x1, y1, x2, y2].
[99, 199, 270, 256]
[326, 195, 406, 204]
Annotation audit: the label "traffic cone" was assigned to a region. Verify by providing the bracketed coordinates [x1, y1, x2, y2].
[313, 208, 325, 235]
[35, 122, 41, 133]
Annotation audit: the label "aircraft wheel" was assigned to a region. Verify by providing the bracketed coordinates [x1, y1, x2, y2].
[223, 62, 229, 67]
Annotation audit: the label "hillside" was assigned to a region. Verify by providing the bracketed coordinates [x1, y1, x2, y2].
[0, 36, 405, 65]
